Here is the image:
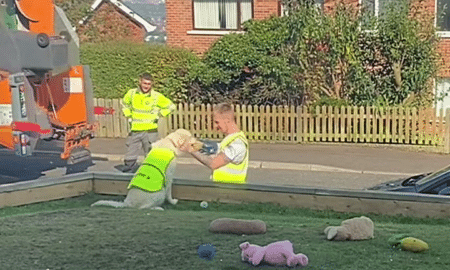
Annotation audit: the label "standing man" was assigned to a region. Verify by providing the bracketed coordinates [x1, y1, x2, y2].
[181, 103, 249, 184]
[121, 72, 175, 172]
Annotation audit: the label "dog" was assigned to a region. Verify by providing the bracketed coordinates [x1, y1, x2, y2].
[91, 129, 202, 210]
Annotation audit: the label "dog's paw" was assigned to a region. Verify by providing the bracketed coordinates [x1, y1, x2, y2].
[151, 206, 165, 211]
[168, 198, 178, 205]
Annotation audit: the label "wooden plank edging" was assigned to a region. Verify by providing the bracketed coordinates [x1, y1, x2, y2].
[1, 173, 450, 218]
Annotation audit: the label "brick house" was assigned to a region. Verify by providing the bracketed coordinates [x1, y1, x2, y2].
[166, 0, 281, 54]
[166, 0, 450, 110]
[78, 0, 159, 43]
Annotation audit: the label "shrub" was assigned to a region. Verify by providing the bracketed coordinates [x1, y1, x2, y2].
[373, 0, 438, 107]
[185, 16, 302, 105]
[283, 0, 438, 107]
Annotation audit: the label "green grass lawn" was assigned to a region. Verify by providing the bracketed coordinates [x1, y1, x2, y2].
[1, 193, 449, 270]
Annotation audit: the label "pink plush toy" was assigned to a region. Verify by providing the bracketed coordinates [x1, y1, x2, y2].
[239, 240, 308, 267]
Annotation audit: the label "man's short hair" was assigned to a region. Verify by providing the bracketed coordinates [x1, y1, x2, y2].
[140, 72, 153, 81]
[214, 103, 234, 119]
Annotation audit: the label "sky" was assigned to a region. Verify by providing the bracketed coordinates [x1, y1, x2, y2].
[120, 0, 165, 30]
[120, 0, 166, 38]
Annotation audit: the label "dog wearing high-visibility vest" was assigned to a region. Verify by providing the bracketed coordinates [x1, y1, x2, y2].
[91, 129, 202, 210]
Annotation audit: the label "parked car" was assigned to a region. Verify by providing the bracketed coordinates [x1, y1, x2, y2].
[367, 165, 450, 195]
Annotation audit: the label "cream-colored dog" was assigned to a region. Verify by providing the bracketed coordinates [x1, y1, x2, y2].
[91, 129, 202, 210]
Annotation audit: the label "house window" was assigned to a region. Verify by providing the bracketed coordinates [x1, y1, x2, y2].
[437, 0, 450, 32]
[281, 0, 323, 16]
[359, 0, 392, 30]
[315, 0, 324, 10]
[193, 0, 253, 30]
[360, 0, 389, 17]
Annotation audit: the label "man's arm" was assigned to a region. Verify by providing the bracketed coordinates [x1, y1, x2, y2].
[121, 90, 133, 117]
[190, 151, 231, 170]
[183, 138, 246, 170]
[156, 92, 176, 116]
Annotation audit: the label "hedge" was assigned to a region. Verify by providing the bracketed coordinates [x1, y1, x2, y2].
[79, 42, 200, 100]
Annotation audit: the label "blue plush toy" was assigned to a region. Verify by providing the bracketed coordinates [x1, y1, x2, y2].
[199, 140, 219, 155]
[197, 244, 216, 261]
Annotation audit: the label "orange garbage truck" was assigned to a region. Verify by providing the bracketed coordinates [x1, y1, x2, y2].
[0, 0, 97, 164]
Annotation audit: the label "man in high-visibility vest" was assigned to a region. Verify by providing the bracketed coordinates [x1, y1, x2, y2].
[121, 72, 175, 172]
[181, 103, 249, 184]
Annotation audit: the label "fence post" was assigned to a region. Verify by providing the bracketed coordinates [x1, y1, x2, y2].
[158, 117, 168, 139]
[444, 108, 450, 154]
[297, 106, 303, 143]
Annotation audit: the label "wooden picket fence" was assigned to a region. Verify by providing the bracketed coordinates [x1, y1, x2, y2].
[94, 99, 450, 151]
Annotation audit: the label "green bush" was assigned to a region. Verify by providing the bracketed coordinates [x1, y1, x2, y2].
[346, 0, 438, 107]
[185, 16, 302, 105]
[80, 42, 200, 100]
[281, 0, 439, 107]
[283, 3, 358, 102]
[310, 96, 350, 108]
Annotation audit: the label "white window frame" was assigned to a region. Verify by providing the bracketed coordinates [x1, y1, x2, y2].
[280, 0, 324, 17]
[357, 0, 379, 33]
[359, 0, 380, 17]
[436, 0, 450, 38]
[435, 78, 450, 116]
[192, 0, 254, 31]
[358, 0, 450, 38]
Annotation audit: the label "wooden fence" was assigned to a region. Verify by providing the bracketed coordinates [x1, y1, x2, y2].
[94, 99, 450, 152]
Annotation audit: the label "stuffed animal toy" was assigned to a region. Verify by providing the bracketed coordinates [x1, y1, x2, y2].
[324, 216, 374, 241]
[209, 218, 266, 235]
[388, 234, 429, 253]
[239, 240, 308, 267]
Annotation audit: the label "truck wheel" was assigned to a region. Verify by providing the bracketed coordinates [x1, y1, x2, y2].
[37, 33, 50, 48]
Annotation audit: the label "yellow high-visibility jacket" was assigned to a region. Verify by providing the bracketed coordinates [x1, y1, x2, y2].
[121, 89, 175, 131]
[128, 148, 175, 192]
[212, 131, 249, 184]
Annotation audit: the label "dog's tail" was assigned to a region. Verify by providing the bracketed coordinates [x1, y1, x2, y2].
[91, 200, 125, 208]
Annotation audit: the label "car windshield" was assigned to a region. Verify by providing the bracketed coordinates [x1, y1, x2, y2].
[415, 165, 450, 185]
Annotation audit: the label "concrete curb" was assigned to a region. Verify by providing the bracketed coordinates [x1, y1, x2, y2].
[91, 153, 413, 176]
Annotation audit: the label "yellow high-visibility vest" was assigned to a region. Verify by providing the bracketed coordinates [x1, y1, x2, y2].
[128, 148, 175, 192]
[121, 89, 175, 131]
[212, 131, 248, 184]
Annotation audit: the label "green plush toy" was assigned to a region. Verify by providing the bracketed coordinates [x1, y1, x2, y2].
[388, 234, 429, 253]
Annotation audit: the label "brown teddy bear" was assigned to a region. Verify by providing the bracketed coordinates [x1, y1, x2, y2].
[324, 216, 374, 241]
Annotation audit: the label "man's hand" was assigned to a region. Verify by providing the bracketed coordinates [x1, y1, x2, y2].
[180, 139, 230, 170]
[180, 141, 198, 153]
